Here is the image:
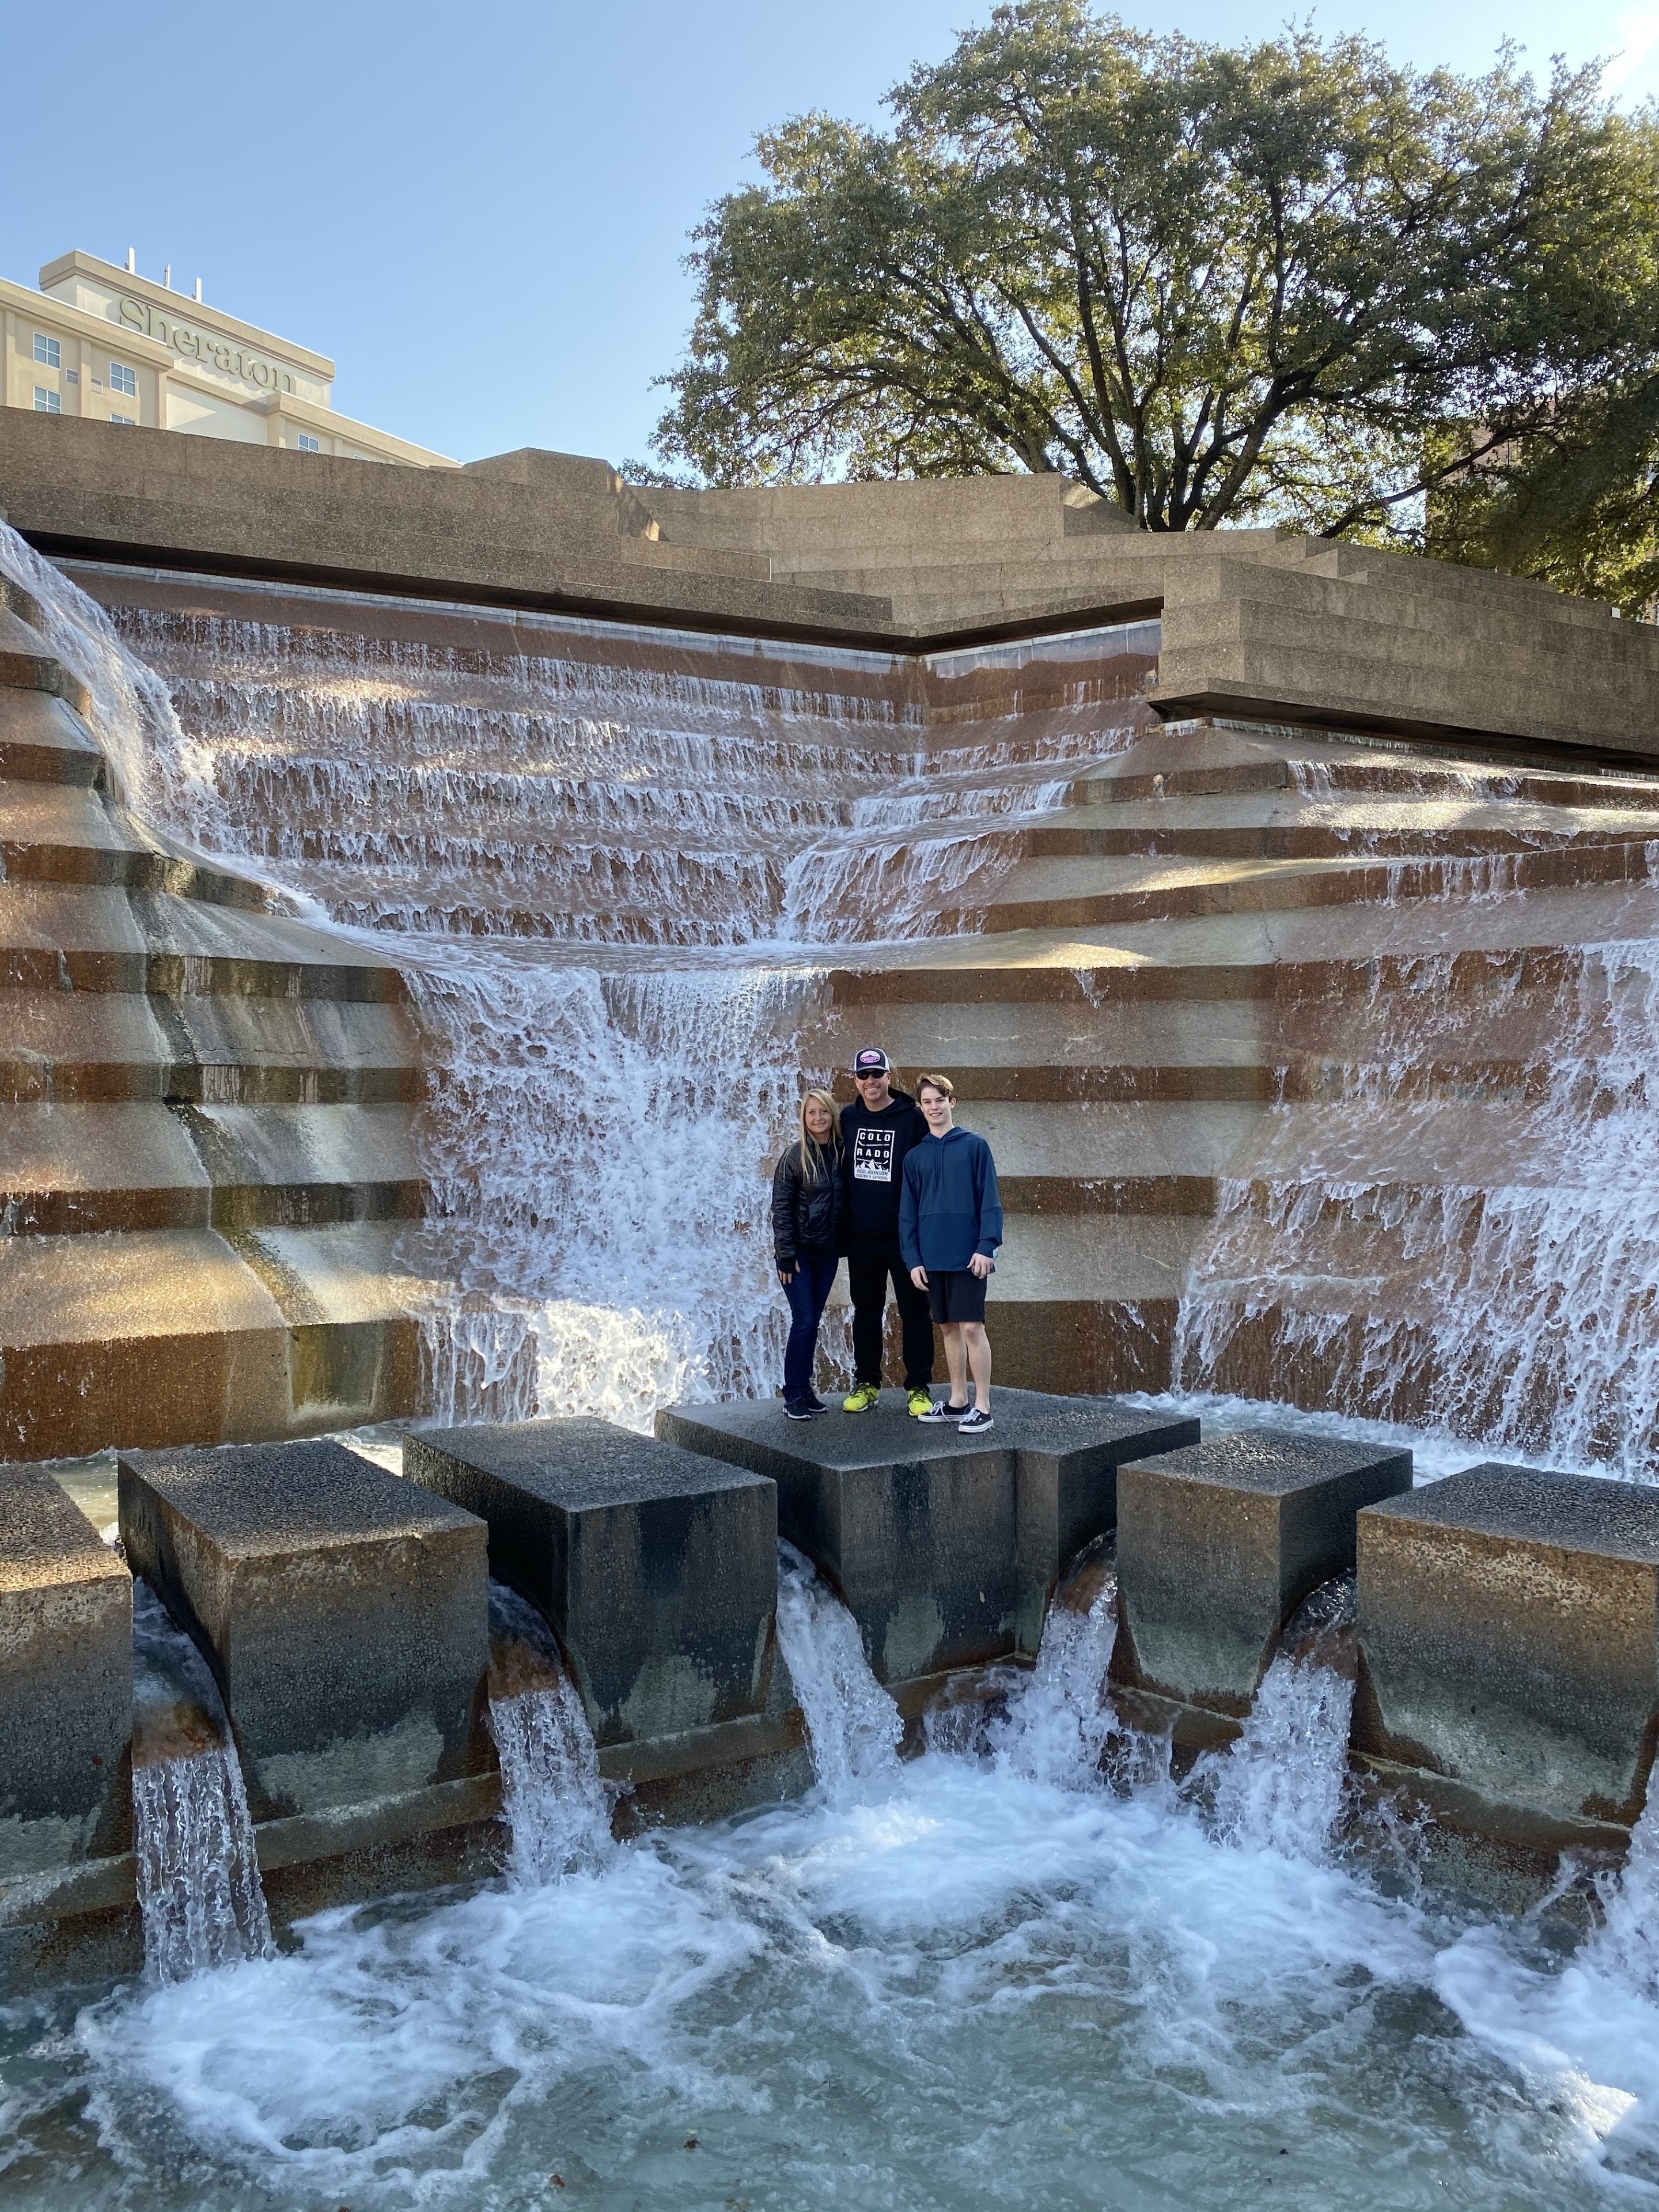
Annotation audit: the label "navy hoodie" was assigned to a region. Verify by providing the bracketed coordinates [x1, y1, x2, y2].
[899, 1126, 1003, 1274]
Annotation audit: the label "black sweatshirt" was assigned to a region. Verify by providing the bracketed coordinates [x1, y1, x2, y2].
[839, 1088, 930, 1249]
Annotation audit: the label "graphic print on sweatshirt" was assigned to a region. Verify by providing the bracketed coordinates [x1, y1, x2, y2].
[853, 1124, 897, 1183]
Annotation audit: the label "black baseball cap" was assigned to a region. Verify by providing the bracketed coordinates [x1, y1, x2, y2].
[852, 1048, 891, 1076]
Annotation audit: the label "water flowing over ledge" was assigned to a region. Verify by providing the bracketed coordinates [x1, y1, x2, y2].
[2, 1541, 1654, 2206]
[129, 1583, 272, 1986]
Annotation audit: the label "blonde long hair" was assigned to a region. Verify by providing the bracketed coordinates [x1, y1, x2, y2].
[797, 1088, 842, 1184]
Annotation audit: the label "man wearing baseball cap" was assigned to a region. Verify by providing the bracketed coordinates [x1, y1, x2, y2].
[838, 1048, 935, 1415]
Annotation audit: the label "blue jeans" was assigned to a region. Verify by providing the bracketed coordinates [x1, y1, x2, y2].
[782, 1252, 839, 1403]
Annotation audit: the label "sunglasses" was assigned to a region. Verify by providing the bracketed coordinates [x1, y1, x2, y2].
[854, 1069, 889, 1080]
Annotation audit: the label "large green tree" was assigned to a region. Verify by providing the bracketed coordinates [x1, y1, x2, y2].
[1426, 374, 1659, 615]
[650, 3, 1659, 541]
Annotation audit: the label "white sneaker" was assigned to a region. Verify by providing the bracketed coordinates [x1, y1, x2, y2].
[956, 1406, 994, 1433]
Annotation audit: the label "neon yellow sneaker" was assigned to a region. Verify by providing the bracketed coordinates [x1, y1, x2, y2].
[842, 1383, 880, 1414]
[907, 1387, 933, 1418]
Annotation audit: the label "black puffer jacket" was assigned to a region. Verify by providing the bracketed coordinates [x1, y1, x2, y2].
[771, 1140, 844, 1266]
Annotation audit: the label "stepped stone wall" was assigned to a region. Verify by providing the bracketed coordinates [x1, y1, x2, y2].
[0, 573, 425, 1457]
[1, 424, 1658, 1464]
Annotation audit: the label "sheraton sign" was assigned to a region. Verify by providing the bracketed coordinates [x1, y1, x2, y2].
[117, 296, 298, 395]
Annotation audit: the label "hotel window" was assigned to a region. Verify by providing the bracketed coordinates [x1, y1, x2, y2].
[297, 433, 320, 452]
[32, 332, 60, 368]
[109, 361, 137, 397]
[109, 413, 135, 426]
[33, 387, 60, 414]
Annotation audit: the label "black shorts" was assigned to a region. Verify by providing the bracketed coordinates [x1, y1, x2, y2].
[926, 1268, 987, 1324]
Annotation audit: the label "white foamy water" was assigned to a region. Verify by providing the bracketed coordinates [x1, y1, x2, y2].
[991, 1566, 1122, 1787]
[1431, 1791, 1659, 2195]
[0, 1550, 1652, 2206]
[1202, 1653, 1357, 1861]
[1172, 940, 1659, 1479]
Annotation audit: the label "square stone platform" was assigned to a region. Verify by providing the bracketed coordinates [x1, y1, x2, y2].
[658, 1388, 1195, 1680]
[118, 1440, 488, 1823]
[1116, 1429, 1412, 1715]
[404, 1418, 778, 1745]
[0, 1467, 131, 1879]
[1357, 1464, 1659, 1825]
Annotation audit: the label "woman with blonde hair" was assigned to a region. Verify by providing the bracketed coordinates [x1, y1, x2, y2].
[771, 1087, 845, 1419]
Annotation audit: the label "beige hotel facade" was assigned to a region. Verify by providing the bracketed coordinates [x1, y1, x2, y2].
[2, 249, 456, 467]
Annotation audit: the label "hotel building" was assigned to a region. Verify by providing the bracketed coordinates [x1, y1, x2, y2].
[2, 249, 455, 467]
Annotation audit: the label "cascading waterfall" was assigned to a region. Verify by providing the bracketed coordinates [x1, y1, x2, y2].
[131, 1756, 272, 1987]
[14, 513, 1659, 1469]
[488, 1677, 612, 1887]
[129, 1584, 272, 1985]
[1589, 1793, 1659, 1999]
[772, 1541, 903, 1795]
[1172, 938, 1659, 1476]
[484, 1581, 613, 1884]
[403, 960, 822, 1429]
[1202, 1656, 1357, 1861]
[0, 527, 232, 861]
[990, 1567, 1122, 1787]
[50, 1549, 1659, 2204]
[0, 533, 1147, 1429]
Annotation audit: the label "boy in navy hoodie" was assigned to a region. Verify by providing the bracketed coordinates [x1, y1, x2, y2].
[899, 1073, 1002, 1433]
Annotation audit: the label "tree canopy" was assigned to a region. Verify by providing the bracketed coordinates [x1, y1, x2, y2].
[648, 3, 1659, 555]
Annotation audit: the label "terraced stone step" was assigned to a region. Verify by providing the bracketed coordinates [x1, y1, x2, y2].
[827, 883, 1659, 1003]
[935, 1100, 1258, 1220]
[1075, 737, 1659, 816]
[0, 599, 433, 1457]
[968, 838, 1659, 936]
[0, 1220, 426, 1459]
[819, 969, 1641, 1074]
[0, 882, 404, 998]
[0, 1101, 421, 1234]
[0, 690, 104, 787]
[0, 607, 91, 717]
[0, 988, 421, 1104]
[1017, 817, 1659, 862]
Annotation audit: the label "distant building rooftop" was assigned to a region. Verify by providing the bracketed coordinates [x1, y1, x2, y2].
[2, 249, 454, 468]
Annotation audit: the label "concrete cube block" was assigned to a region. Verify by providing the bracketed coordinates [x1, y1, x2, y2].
[1117, 1429, 1412, 1714]
[1012, 1399, 1200, 1652]
[659, 1389, 1021, 1684]
[0, 1469, 131, 1877]
[118, 1440, 487, 1823]
[404, 1418, 778, 1745]
[1357, 1464, 1659, 1825]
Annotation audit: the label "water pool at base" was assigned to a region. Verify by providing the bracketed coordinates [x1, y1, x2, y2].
[6, 1533, 1659, 2212]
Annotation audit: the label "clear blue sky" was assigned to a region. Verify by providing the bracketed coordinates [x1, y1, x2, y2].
[5, 1, 1655, 467]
